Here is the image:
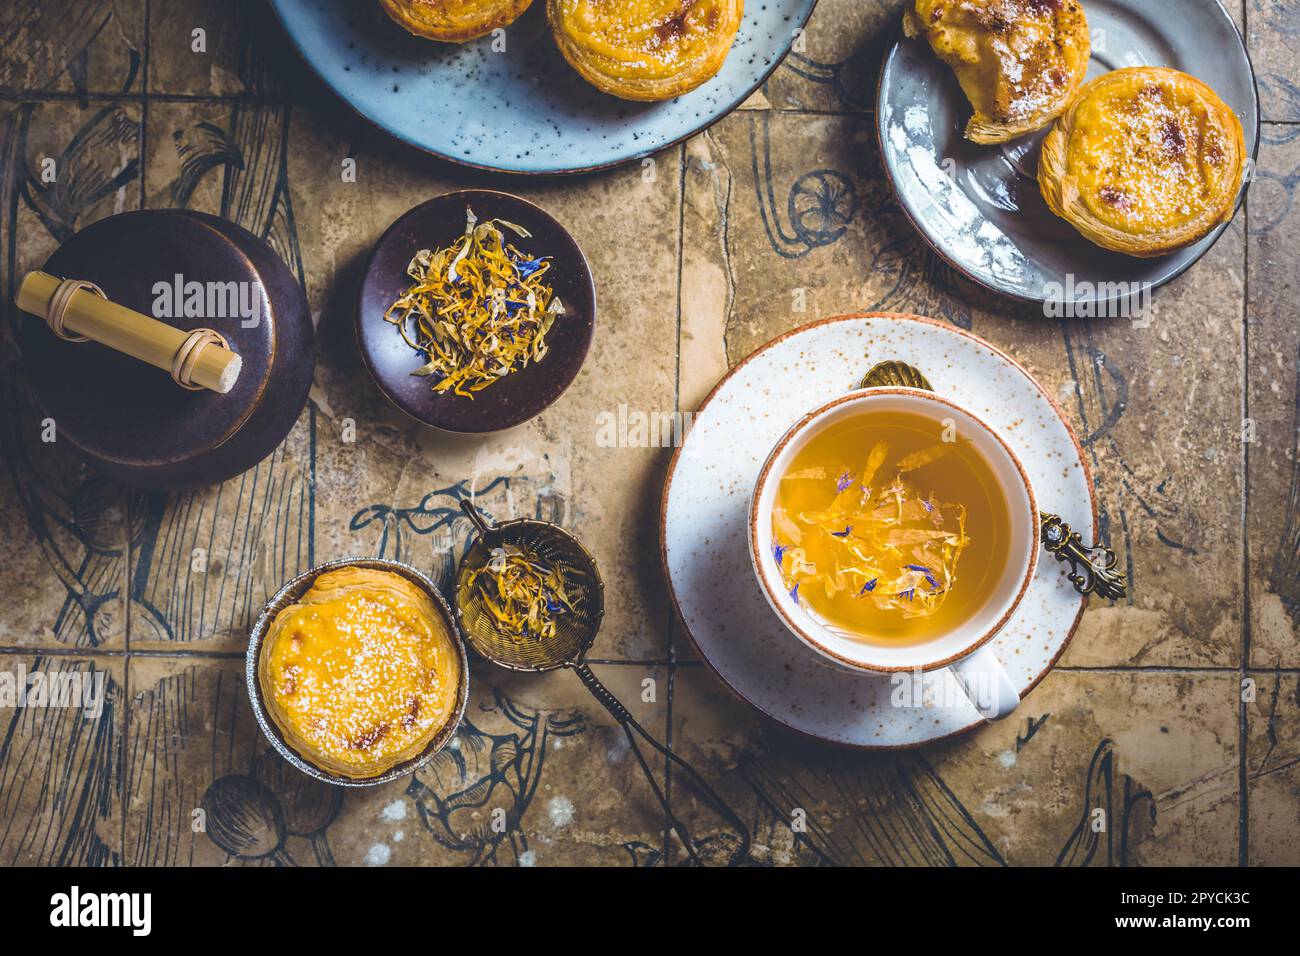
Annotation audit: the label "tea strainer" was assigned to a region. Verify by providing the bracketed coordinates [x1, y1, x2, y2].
[454, 499, 750, 866]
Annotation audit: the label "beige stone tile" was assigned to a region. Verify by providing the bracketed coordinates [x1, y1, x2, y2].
[1249, 0, 1300, 122]
[147, 0, 294, 98]
[1056, 220, 1246, 669]
[125, 420, 314, 651]
[0, 654, 124, 865]
[142, 99, 303, 263]
[124, 656, 667, 865]
[678, 108, 1244, 667]
[1247, 130, 1300, 667]
[124, 656, 262, 865]
[0, 1, 145, 96]
[372, 663, 670, 866]
[760, 0, 894, 113]
[680, 110, 891, 405]
[668, 664, 1240, 865]
[0, 456, 128, 650]
[5, 99, 143, 244]
[1237, 128, 1300, 665]
[1246, 670, 1300, 865]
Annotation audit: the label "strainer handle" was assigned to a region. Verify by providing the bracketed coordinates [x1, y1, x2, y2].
[573, 663, 751, 866]
[461, 497, 493, 533]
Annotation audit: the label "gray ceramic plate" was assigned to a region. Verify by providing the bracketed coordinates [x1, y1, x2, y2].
[271, 0, 818, 174]
[877, 0, 1260, 306]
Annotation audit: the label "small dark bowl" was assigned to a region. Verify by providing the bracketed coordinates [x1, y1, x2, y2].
[245, 558, 470, 788]
[357, 190, 596, 432]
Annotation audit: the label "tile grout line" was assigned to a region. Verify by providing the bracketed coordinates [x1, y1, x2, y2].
[1239, 0, 1251, 864]
[1238, 17, 1252, 862]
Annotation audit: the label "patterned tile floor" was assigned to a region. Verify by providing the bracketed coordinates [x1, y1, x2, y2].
[0, 0, 1297, 866]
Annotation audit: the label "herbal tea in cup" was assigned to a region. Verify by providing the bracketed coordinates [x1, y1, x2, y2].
[749, 389, 1038, 720]
[771, 408, 1011, 646]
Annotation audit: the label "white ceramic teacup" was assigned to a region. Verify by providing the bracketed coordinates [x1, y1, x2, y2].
[748, 388, 1039, 721]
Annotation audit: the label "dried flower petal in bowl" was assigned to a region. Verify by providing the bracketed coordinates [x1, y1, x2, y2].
[359, 190, 596, 434]
[384, 207, 565, 398]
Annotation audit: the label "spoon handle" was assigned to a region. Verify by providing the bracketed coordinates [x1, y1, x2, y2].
[461, 497, 494, 533]
[1039, 512, 1127, 600]
[573, 662, 751, 866]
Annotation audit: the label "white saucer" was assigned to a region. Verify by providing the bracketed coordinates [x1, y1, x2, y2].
[661, 314, 1097, 748]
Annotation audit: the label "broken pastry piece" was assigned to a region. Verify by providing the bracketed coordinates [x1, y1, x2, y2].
[903, 0, 1090, 144]
[1038, 66, 1246, 257]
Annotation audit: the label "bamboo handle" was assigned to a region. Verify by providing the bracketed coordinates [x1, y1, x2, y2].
[16, 270, 242, 394]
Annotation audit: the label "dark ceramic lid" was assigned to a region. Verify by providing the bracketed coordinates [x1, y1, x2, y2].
[21, 210, 275, 468]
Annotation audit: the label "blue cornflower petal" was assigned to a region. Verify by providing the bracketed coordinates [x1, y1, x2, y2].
[859, 579, 877, 594]
[830, 526, 853, 538]
[905, 564, 940, 589]
[836, 471, 854, 492]
[513, 257, 547, 278]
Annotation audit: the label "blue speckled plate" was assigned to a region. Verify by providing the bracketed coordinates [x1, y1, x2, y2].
[877, 0, 1259, 306]
[270, 0, 818, 174]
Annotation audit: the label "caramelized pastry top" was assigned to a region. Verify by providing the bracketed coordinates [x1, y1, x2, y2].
[1063, 70, 1241, 234]
[379, 0, 533, 43]
[548, 0, 744, 102]
[904, 0, 1090, 143]
[1038, 66, 1246, 257]
[259, 568, 462, 779]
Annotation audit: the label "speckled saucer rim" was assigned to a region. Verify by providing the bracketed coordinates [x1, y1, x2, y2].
[873, 0, 1263, 307]
[268, 0, 821, 176]
[659, 312, 1099, 751]
[355, 189, 596, 434]
[245, 557, 471, 787]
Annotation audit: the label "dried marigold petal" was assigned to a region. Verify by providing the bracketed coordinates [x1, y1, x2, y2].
[467, 547, 572, 641]
[383, 207, 566, 399]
